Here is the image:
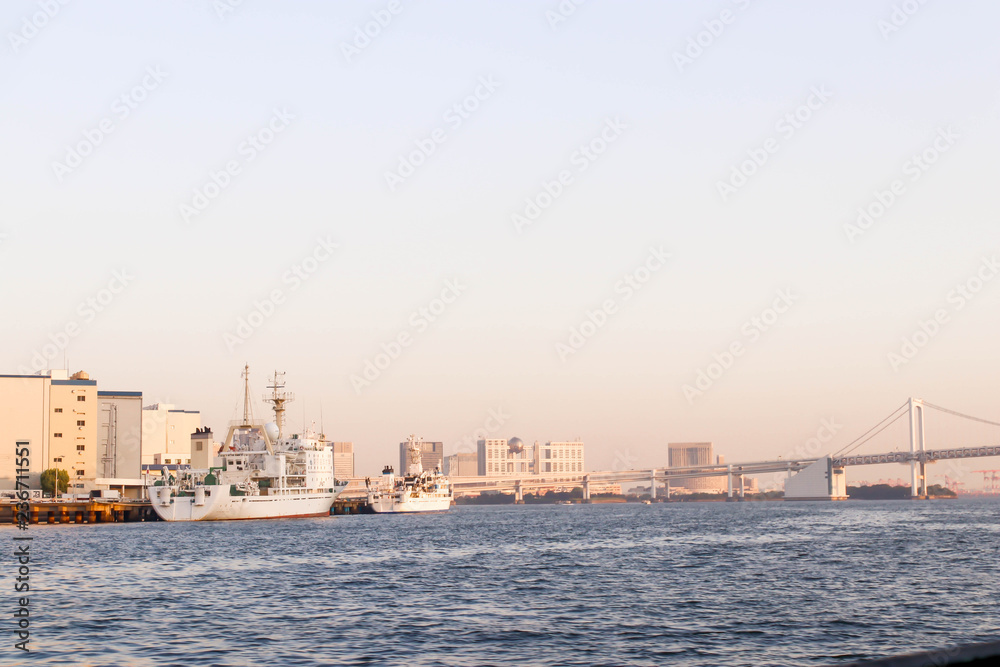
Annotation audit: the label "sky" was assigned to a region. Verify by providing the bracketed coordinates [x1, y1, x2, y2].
[2, 0, 999, 481]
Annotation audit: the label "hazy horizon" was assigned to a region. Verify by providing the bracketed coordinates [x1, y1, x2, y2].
[3, 0, 999, 480]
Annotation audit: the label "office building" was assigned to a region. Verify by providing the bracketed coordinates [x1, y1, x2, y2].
[443, 452, 478, 476]
[0, 370, 100, 491]
[535, 440, 585, 474]
[332, 441, 354, 480]
[668, 442, 727, 491]
[142, 403, 201, 466]
[399, 439, 443, 474]
[478, 438, 535, 476]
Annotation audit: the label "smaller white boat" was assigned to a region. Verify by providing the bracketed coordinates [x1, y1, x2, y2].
[366, 435, 452, 513]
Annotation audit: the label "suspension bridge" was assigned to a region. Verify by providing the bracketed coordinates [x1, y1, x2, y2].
[450, 398, 1000, 501]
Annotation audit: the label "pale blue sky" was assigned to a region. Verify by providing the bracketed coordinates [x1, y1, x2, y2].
[2, 0, 999, 479]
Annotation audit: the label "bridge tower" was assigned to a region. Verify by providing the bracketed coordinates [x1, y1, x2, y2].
[909, 398, 927, 499]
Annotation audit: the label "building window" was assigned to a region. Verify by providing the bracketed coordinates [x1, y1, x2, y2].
[76, 470, 84, 476]
[54, 433, 63, 438]
[54, 408, 63, 413]
[77, 420, 85, 426]
[165, 459, 171, 464]
[77, 395, 86, 402]
[54, 457, 63, 463]
[195, 442, 203, 451]
[77, 445, 85, 452]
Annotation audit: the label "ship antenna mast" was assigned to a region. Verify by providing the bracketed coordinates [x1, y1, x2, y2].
[242, 363, 255, 426]
[264, 370, 295, 439]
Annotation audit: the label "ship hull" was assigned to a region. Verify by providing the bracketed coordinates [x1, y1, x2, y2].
[367, 494, 452, 513]
[149, 485, 343, 521]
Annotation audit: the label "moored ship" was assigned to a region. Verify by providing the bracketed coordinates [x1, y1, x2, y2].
[147, 367, 347, 521]
[366, 435, 453, 513]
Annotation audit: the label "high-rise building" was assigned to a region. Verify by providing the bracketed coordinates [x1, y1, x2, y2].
[97, 390, 143, 479]
[668, 442, 726, 491]
[535, 440, 585, 474]
[0, 370, 100, 491]
[443, 452, 478, 476]
[141, 404, 201, 466]
[332, 441, 354, 480]
[478, 438, 535, 476]
[399, 440, 443, 474]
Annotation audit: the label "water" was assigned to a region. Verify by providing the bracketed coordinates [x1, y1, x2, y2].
[10, 499, 1000, 666]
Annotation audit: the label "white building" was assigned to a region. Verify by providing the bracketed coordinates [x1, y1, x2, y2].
[535, 441, 585, 474]
[478, 438, 535, 476]
[141, 403, 201, 466]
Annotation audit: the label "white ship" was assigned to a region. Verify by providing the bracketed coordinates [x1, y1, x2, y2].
[148, 367, 348, 521]
[366, 435, 453, 513]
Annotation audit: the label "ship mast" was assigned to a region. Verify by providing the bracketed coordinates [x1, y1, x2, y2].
[241, 363, 254, 426]
[264, 370, 295, 439]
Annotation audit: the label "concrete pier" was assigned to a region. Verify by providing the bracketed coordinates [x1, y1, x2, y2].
[1, 500, 159, 525]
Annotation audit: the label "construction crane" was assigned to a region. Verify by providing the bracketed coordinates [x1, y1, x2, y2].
[942, 475, 966, 494]
[972, 470, 1000, 494]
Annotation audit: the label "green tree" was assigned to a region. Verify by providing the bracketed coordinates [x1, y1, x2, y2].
[40, 468, 69, 497]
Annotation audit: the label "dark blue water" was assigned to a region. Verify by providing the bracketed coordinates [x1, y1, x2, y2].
[10, 499, 1000, 666]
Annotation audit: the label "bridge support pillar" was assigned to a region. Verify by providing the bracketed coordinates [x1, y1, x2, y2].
[649, 470, 657, 501]
[582, 476, 591, 503]
[909, 397, 926, 499]
[739, 474, 745, 500]
[514, 481, 524, 504]
[664, 481, 670, 501]
[727, 465, 734, 501]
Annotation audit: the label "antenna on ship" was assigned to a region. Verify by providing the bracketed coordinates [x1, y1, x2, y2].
[242, 363, 254, 426]
[264, 370, 295, 439]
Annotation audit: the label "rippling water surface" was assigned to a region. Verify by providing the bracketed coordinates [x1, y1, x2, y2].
[14, 499, 1000, 666]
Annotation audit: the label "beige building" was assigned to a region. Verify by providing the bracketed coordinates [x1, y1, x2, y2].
[141, 403, 201, 466]
[0, 370, 100, 492]
[97, 391, 143, 479]
[535, 440, 585, 474]
[332, 441, 354, 480]
[443, 452, 478, 476]
[478, 438, 535, 476]
[668, 442, 729, 492]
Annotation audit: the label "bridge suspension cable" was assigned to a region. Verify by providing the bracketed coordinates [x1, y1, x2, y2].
[832, 401, 910, 458]
[922, 402, 1000, 428]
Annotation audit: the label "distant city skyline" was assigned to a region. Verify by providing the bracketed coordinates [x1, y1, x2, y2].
[2, 1, 999, 482]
